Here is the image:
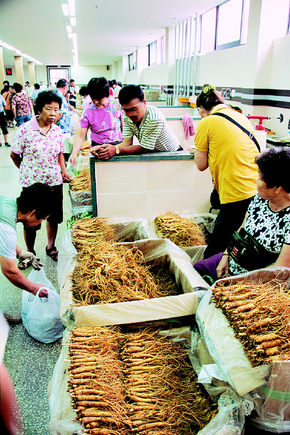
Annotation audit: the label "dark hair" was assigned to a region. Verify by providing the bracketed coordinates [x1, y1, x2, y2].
[108, 80, 113, 88]
[34, 90, 62, 114]
[69, 79, 75, 83]
[3, 85, 9, 93]
[255, 147, 290, 193]
[79, 86, 88, 97]
[117, 81, 123, 87]
[118, 85, 144, 105]
[56, 78, 68, 89]
[196, 84, 224, 111]
[17, 183, 54, 219]
[3, 80, 9, 86]
[25, 81, 30, 84]
[34, 83, 40, 90]
[13, 82, 23, 93]
[112, 79, 117, 86]
[87, 77, 109, 100]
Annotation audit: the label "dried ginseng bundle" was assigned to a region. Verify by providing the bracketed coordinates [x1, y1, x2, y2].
[154, 212, 206, 246]
[212, 279, 290, 365]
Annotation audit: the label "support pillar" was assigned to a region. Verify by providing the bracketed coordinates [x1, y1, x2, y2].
[14, 56, 24, 86]
[28, 61, 36, 84]
[0, 47, 5, 86]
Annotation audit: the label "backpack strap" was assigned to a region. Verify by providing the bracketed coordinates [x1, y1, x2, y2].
[212, 112, 261, 152]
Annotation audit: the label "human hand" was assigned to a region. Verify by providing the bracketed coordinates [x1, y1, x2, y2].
[17, 250, 43, 270]
[90, 145, 103, 156]
[216, 254, 230, 279]
[32, 285, 49, 298]
[62, 170, 73, 183]
[95, 144, 116, 160]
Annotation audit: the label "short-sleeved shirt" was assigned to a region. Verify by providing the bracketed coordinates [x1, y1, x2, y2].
[80, 99, 123, 144]
[55, 89, 71, 134]
[32, 89, 41, 102]
[195, 104, 259, 204]
[12, 91, 31, 117]
[229, 194, 290, 275]
[12, 116, 64, 187]
[0, 95, 5, 113]
[0, 196, 17, 259]
[123, 105, 179, 152]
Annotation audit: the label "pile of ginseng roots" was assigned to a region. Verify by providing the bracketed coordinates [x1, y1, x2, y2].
[70, 168, 91, 192]
[68, 327, 217, 434]
[71, 217, 180, 305]
[80, 141, 91, 156]
[154, 212, 205, 247]
[212, 279, 290, 365]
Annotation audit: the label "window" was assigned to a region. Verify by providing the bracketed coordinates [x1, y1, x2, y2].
[160, 35, 165, 64]
[128, 51, 137, 71]
[199, 7, 216, 53]
[148, 40, 157, 66]
[199, 0, 249, 54]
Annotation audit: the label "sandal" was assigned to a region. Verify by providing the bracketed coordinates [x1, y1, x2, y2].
[46, 246, 58, 262]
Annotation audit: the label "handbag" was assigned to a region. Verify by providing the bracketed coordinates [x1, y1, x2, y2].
[227, 228, 279, 271]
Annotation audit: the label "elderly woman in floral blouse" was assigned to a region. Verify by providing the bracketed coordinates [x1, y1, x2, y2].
[10, 90, 72, 263]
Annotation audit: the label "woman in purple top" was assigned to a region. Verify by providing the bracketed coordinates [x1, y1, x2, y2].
[69, 77, 123, 166]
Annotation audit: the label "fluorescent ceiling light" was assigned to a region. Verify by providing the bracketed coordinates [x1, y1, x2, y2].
[62, 3, 69, 16]
[66, 25, 72, 33]
[70, 16, 76, 26]
[68, 0, 75, 16]
[0, 41, 15, 50]
[68, 32, 73, 39]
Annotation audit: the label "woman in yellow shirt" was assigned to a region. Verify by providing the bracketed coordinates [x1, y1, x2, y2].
[194, 84, 259, 258]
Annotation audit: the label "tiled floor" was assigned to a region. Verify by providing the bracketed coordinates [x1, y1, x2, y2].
[0, 127, 71, 434]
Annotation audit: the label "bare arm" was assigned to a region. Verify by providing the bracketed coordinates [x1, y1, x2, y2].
[194, 150, 208, 171]
[273, 244, 290, 268]
[10, 151, 22, 168]
[69, 127, 88, 166]
[28, 98, 33, 115]
[92, 137, 146, 160]
[0, 256, 46, 295]
[59, 153, 72, 182]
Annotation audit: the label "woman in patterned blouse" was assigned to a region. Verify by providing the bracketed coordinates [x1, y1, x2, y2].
[194, 147, 290, 282]
[10, 91, 72, 263]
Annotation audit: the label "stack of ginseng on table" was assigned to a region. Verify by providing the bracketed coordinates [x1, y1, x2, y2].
[67, 326, 218, 434]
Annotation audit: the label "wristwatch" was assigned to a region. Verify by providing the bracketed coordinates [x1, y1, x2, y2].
[115, 145, 120, 155]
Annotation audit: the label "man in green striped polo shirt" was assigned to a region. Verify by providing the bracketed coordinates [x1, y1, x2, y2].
[93, 85, 180, 160]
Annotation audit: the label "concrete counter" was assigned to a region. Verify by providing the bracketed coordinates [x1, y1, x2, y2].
[90, 151, 212, 218]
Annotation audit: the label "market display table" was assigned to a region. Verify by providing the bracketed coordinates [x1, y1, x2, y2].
[89, 151, 212, 218]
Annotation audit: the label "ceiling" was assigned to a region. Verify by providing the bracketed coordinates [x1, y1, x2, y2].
[0, 0, 221, 67]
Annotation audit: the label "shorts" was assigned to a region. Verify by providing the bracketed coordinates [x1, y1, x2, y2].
[0, 112, 8, 135]
[4, 109, 14, 121]
[23, 184, 63, 232]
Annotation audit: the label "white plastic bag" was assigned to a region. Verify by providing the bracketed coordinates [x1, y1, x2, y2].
[22, 268, 63, 343]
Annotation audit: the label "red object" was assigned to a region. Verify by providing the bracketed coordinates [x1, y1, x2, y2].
[247, 115, 270, 131]
[5, 68, 12, 76]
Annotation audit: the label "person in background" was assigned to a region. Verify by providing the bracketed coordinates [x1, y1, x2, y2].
[92, 84, 180, 160]
[194, 147, 290, 282]
[55, 79, 76, 160]
[1, 80, 10, 95]
[10, 91, 72, 262]
[0, 94, 11, 147]
[68, 79, 77, 107]
[69, 77, 123, 167]
[108, 80, 114, 97]
[11, 82, 33, 127]
[194, 84, 259, 259]
[0, 183, 55, 324]
[2, 85, 14, 128]
[25, 81, 33, 100]
[112, 79, 121, 99]
[79, 86, 92, 111]
[31, 83, 41, 114]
